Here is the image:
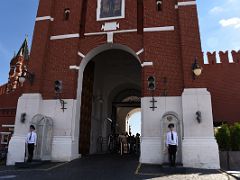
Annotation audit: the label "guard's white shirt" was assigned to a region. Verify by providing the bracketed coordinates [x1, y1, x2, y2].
[26, 131, 37, 145]
[166, 131, 178, 146]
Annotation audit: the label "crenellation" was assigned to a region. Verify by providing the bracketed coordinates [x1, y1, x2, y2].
[219, 51, 229, 64]
[231, 50, 240, 63]
[204, 50, 240, 65]
[206, 51, 216, 64]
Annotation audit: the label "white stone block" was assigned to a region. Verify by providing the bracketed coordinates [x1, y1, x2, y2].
[181, 88, 220, 169]
[7, 136, 26, 165]
[182, 137, 220, 169]
[140, 137, 163, 164]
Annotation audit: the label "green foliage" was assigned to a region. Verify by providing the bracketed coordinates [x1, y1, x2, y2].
[215, 124, 231, 151]
[216, 123, 240, 151]
[230, 123, 240, 151]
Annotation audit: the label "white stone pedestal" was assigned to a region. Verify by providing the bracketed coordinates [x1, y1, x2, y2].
[7, 136, 26, 165]
[7, 93, 80, 165]
[181, 88, 220, 169]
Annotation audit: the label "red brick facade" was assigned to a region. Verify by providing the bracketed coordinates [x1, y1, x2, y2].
[0, 0, 240, 126]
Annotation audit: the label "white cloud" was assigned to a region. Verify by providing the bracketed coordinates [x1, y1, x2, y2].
[209, 6, 224, 14]
[219, 17, 240, 29]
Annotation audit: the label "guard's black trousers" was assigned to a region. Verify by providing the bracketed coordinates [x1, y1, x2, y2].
[27, 143, 35, 162]
[168, 145, 177, 166]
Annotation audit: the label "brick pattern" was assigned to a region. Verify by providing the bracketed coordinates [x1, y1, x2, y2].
[202, 50, 240, 123]
[1, 0, 239, 124]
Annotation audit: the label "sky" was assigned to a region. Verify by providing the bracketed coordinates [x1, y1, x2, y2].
[129, 111, 141, 135]
[0, 0, 240, 84]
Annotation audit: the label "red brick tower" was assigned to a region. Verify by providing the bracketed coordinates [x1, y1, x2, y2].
[7, 0, 220, 169]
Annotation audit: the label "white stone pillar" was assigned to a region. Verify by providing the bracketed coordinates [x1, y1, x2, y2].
[7, 94, 42, 165]
[181, 88, 220, 169]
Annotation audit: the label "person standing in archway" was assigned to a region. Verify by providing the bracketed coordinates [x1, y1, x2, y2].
[26, 125, 37, 163]
[166, 123, 178, 167]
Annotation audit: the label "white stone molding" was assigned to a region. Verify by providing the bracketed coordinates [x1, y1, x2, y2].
[136, 48, 144, 56]
[36, 16, 54, 22]
[101, 22, 120, 31]
[50, 34, 80, 40]
[141, 62, 153, 67]
[2, 125, 15, 128]
[69, 65, 80, 70]
[78, 51, 86, 58]
[84, 29, 137, 36]
[177, 1, 196, 7]
[84, 26, 174, 38]
[144, 26, 174, 32]
[107, 32, 114, 43]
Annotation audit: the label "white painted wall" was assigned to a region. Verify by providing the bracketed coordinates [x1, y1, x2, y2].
[7, 94, 79, 165]
[140, 96, 183, 164]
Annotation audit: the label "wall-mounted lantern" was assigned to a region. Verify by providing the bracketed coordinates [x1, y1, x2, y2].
[192, 57, 203, 80]
[18, 70, 35, 86]
[196, 111, 202, 123]
[156, 0, 163, 11]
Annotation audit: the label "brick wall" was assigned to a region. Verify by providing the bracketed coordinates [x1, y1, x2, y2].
[2, 0, 239, 124]
[203, 50, 240, 123]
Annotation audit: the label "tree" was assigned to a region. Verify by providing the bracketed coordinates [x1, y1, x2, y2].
[215, 124, 231, 151]
[230, 123, 240, 151]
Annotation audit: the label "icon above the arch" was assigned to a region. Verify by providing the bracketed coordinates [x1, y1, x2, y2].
[97, 0, 125, 21]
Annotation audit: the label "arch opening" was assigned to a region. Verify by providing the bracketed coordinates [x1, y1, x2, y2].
[77, 45, 142, 156]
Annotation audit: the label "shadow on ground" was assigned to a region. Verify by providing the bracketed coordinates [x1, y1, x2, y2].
[0, 154, 236, 180]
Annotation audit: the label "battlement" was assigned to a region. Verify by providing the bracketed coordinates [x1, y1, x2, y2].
[0, 84, 7, 96]
[203, 50, 240, 65]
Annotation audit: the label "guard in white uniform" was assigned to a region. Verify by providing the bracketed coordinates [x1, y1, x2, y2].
[166, 123, 178, 167]
[26, 125, 37, 162]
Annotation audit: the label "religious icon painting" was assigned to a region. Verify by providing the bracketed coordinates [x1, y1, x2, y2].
[97, 0, 125, 21]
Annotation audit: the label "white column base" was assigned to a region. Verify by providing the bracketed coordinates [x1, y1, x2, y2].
[140, 137, 164, 164]
[7, 136, 26, 165]
[182, 137, 220, 169]
[51, 136, 80, 162]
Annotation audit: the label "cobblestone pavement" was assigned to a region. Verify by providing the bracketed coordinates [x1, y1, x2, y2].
[0, 154, 236, 180]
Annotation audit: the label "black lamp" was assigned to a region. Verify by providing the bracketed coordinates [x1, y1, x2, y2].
[192, 57, 203, 79]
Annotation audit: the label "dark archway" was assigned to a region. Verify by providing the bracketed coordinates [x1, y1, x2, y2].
[78, 48, 141, 155]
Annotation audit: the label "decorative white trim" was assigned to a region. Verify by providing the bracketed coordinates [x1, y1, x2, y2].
[0, 132, 11, 135]
[2, 125, 15, 128]
[36, 16, 54, 22]
[50, 34, 80, 40]
[175, 5, 179, 9]
[101, 22, 120, 31]
[85, 26, 174, 37]
[141, 62, 153, 67]
[84, 29, 137, 36]
[69, 65, 80, 70]
[114, 29, 138, 34]
[96, 0, 125, 21]
[78, 51, 86, 58]
[107, 32, 114, 43]
[178, 1, 196, 7]
[144, 26, 174, 32]
[136, 49, 144, 56]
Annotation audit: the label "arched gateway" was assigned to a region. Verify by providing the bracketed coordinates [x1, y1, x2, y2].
[75, 44, 142, 155]
[7, 0, 220, 169]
